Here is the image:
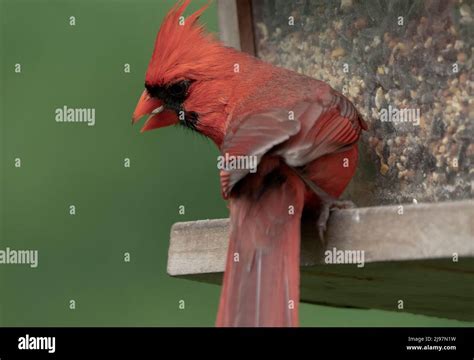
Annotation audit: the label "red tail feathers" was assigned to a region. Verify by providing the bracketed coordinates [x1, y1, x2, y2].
[216, 164, 305, 327]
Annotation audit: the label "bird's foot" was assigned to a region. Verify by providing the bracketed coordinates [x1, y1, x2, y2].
[317, 199, 355, 246]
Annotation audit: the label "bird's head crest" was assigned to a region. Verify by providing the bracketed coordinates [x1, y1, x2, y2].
[145, 0, 218, 85]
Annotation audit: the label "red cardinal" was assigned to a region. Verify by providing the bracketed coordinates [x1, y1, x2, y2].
[133, 0, 367, 327]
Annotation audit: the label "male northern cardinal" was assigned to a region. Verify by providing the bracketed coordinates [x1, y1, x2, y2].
[132, 0, 367, 327]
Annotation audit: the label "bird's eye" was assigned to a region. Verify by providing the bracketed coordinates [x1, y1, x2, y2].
[168, 81, 190, 97]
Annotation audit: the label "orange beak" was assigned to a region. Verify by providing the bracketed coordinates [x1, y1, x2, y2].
[132, 90, 178, 133]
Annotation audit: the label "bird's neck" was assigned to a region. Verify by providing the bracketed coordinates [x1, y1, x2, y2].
[192, 49, 273, 147]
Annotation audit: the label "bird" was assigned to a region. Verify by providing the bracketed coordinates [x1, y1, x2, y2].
[132, 0, 367, 327]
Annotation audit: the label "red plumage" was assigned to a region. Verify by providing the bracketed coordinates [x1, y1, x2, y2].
[133, 0, 367, 327]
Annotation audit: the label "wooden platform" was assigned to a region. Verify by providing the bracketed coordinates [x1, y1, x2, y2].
[167, 200, 474, 322]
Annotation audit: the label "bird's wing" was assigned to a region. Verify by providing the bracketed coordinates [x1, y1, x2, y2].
[220, 90, 367, 197]
[277, 90, 367, 167]
[219, 104, 307, 197]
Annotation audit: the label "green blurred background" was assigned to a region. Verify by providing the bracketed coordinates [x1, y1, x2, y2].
[0, 0, 471, 326]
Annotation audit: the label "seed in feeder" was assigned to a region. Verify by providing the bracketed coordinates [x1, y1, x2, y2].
[380, 162, 389, 175]
[354, 17, 367, 30]
[375, 141, 384, 158]
[436, 155, 444, 168]
[398, 170, 407, 179]
[375, 87, 384, 109]
[454, 40, 464, 50]
[371, 36, 381, 48]
[457, 52, 467, 63]
[331, 47, 345, 59]
[424, 37, 433, 48]
[341, 0, 353, 10]
[349, 85, 360, 98]
[467, 144, 474, 156]
[388, 154, 397, 167]
[456, 124, 466, 134]
[460, 4, 471, 18]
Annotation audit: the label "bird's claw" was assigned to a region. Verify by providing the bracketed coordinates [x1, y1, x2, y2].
[316, 203, 330, 246]
[316, 199, 356, 246]
[318, 224, 326, 246]
[333, 200, 356, 210]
